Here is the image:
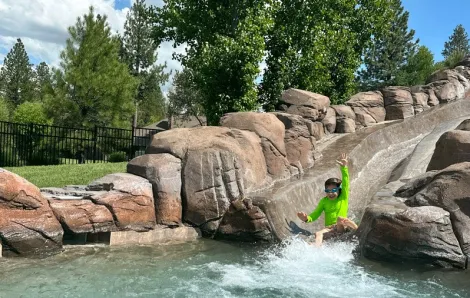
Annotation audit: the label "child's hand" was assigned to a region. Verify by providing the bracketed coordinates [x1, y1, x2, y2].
[297, 212, 308, 222]
[336, 153, 348, 167]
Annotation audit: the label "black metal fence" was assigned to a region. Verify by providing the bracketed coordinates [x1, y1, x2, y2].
[0, 121, 160, 167]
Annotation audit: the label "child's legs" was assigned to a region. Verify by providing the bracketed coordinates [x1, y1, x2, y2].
[337, 216, 358, 230]
[314, 227, 333, 246]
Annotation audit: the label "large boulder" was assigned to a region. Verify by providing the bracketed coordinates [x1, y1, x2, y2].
[397, 163, 470, 256]
[381, 87, 414, 120]
[216, 197, 273, 242]
[280, 89, 330, 123]
[425, 88, 440, 106]
[88, 173, 156, 231]
[146, 127, 268, 192]
[220, 112, 292, 180]
[322, 107, 336, 134]
[281, 88, 330, 110]
[272, 112, 317, 172]
[127, 154, 182, 226]
[0, 169, 63, 256]
[220, 112, 286, 155]
[331, 104, 356, 120]
[332, 105, 356, 133]
[455, 65, 470, 80]
[427, 130, 470, 171]
[427, 80, 465, 103]
[286, 105, 321, 121]
[146, 127, 269, 235]
[426, 69, 470, 90]
[357, 194, 466, 269]
[183, 149, 247, 235]
[346, 91, 386, 127]
[411, 92, 429, 114]
[335, 118, 356, 133]
[49, 199, 116, 234]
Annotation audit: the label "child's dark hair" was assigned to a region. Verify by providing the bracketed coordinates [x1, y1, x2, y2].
[325, 177, 342, 196]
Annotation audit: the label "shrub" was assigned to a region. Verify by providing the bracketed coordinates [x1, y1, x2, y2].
[0, 97, 10, 121]
[13, 101, 52, 125]
[108, 151, 128, 163]
[27, 150, 61, 166]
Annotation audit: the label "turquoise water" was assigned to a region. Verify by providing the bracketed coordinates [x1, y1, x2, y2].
[0, 238, 468, 298]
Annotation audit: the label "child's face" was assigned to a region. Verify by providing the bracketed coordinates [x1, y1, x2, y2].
[325, 185, 339, 200]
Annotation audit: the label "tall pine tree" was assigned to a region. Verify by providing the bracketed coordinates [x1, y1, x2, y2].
[56, 6, 138, 128]
[35, 61, 54, 101]
[357, 0, 417, 91]
[121, 0, 169, 127]
[442, 24, 470, 59]
[0, 38, 35, 106]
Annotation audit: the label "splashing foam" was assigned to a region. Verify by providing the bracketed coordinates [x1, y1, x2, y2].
[175, 238, 413, 298]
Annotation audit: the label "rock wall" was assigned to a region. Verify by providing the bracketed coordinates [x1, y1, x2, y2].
[3, 60, 470, 258]
[356, 120, 470, 269]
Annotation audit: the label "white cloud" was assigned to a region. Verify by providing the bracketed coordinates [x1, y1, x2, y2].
[0, 0, 182, 90]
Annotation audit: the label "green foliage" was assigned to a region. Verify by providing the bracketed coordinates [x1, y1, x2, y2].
[56, 6, 138, 128]
[396, 46, 435, 86]
[108, 151, 128, 163]
[157, 0, 270, 124]
[442, 24, 470, 59]
[13, 101, 51, 125]
[43, 69, 81, 127]
[444, 50, 467, 68]
[167, 68, 205, 124]
[432, 50, 467, 73]
[261, 0, 393, 108]
[121, 0, 169, 127]
[35, 62, 54, 101]
[0, 38, 36, 106]
[357, 0, 417, 91]
[136, 67, 168, 125]
[0, 97, 10, 121]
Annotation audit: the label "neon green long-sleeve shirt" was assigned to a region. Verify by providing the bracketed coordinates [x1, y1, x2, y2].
[307, 166, 349, 227]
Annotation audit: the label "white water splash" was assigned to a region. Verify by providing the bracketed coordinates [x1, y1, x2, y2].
[176, 238, 464, 298]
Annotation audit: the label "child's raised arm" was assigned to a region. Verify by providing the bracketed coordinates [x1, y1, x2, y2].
[336, 153, 349, 199]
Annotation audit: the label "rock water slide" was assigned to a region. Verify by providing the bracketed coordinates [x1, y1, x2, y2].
[2, 62, 470, 269]
[255, 99, 470, 241]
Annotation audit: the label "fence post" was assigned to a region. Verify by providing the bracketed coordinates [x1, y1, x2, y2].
[28, 123, 34, 164]
[130, 125, 135, 160]
[92, 125, 98, 163]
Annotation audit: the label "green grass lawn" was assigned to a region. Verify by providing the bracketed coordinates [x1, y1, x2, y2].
[4, 162, 128, 188]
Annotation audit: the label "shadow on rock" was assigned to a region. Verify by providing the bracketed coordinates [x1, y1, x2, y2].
[285, 219, 312, 236]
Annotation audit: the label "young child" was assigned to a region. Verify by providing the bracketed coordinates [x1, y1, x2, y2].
[297, 153, 358, 246]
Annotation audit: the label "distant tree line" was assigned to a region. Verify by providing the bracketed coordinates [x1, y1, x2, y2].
[0, 0, 168, 129]
[1, 0, 469, 128]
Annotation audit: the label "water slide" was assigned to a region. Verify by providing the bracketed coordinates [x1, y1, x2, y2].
[254, 98, 470, 240]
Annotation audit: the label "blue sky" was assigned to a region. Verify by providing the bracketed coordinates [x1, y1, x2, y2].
[115, 0, 132, 10]
[403, 0, 470, 62]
